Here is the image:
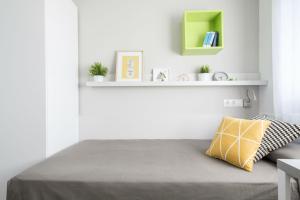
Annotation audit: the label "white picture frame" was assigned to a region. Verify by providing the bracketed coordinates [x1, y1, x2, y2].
[115, 51, 143, 82]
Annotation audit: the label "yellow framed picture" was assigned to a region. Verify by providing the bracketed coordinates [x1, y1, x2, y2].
[115, 51, 143, 81]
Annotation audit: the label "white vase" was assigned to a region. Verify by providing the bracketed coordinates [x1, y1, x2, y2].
[93, 75, 104, 82]
[198, 73, 211, 81]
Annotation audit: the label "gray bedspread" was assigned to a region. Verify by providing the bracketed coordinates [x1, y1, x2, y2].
[7, 140, 300, 200]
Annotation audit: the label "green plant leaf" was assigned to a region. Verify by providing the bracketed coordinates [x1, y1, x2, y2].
[199, 65, 210, 73]
[89, 62, 108, 76]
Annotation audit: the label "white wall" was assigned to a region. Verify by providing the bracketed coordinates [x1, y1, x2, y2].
[259, 0, 274, 115]
[74, 0, 260, 140]
[0, 0, 46, 199]
[45, 0, 79, 157]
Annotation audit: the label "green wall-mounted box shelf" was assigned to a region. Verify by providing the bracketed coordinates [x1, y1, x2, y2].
[182, 10, 224, 55]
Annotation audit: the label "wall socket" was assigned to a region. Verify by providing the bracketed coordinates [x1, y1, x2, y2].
[224, 99, 244, 107]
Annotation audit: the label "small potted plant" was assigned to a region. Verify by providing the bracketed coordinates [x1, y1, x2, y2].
[89, 62, 108, 82]
[198, 65, 211, 81]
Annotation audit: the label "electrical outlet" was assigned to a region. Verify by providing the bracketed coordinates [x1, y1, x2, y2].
[224, 99, 244, 107]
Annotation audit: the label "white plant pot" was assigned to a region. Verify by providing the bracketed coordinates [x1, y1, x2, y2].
[198, 73, 211, 81]
[93, 75, 104, 82]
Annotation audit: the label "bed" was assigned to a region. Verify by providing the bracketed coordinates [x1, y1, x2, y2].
[7, 140, 300, 200]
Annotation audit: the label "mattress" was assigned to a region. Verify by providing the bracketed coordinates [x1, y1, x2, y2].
[7, 140, 300, 200]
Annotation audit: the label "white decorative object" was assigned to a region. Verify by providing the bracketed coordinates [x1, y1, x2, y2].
[177, 74, 190, 82]
[153, 68, 170, 82]
[93, 75, 104, 82]
[198, 73, 211, 81]
[212, 72, 229, 81]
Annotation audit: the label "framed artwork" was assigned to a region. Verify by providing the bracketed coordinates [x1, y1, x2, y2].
[153, 68, 170, 82]
[115, 51, 143, 81]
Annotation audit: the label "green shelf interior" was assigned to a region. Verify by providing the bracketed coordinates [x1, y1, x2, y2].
[182, 10, 224, 55]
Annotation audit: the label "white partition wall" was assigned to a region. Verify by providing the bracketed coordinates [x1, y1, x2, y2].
[45, 0, 79, 157]
[0, 1, 46, 199]
[0, 0, 79, 198]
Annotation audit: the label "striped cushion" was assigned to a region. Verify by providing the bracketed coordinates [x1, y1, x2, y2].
[252, 115, 300, 162]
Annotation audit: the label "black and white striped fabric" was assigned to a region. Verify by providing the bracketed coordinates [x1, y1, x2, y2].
[252, 114, 300, 162]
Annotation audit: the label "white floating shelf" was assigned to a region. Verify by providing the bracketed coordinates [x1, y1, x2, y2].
[86, 80, 268, 87]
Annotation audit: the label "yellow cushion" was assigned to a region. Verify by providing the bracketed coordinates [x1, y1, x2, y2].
[206, 116, 271, 171]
